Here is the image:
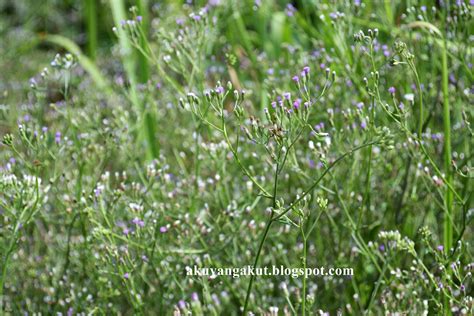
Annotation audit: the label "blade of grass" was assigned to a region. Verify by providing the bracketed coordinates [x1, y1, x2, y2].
[84, 0, 98, 60]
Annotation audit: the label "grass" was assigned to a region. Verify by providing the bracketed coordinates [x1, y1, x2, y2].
[0, 0, 472, 315]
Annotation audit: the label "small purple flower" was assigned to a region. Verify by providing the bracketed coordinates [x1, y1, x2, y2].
[55, 131, 61, 144]
[136, 16, 143, 22]
[141, 255, 149, 262]
[283, 92, 291, 100]
[421, 5, 427, 12]
[123, 272, 129, 279]
[388, 86, 396, 95]
[132, 217, 145, 227]
[292, 75, 299, 83]
[42, 126, 48, 133]
[191, 292, 199, 301]
[399, 102, 405, 110]
[379, 244, 385, 252]
[123, 227, 131, 235]
[67, 308, 73, 316]
[360, 121, 367, 129]
[120, 20, 126, 26]
[356, 102, 364, 109]
[303, 66, 310, 75]
[160, 226, 168, 233]
[293, 98, 301, 110]
[267, 68, 274, 75]
[460, 284, 465, 291]
[285, 4, 296, 17]
[94, 187, 102, 197]
[215, 86, 224, 94]
[436, 245, 444, 252]
[176, 18, 184, 25]
[271, 101, 277, 108]
[178, 300, 186, 309]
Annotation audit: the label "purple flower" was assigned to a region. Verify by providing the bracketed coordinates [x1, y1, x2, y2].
[303, 66, 310, 75]
[141, 255, 149, 262]
[160, 226, 168, 233]
[120, 20, 126, 26]
[123, 272, 130, 279]
[388, 86, 396, 94]
[191, 292, 199, 301]
[42, 126, 48, 133]
[178, 300, 186, 309]
[379, 244, 385, 252]
[360, 121, 367, 129]
[292, 75, 299, 83]
[132, 217, 145, 227]
[215, 86, 224, 94]
[293, 99, 301, 110]
[285, 4, 296, 17]
[356, 102, 364, 109]
[55, 131, 61, 144]
[176, 18, 184, 25]
[94, 187, 102, 197]
[283, 92, 291, 100]
[136, 16, 143, 22]
[421, 5, 427, 12]
[123, 227, 131, 235]
[436, 245, 444, 252]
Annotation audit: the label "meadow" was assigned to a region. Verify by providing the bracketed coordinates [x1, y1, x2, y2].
[0, 0, 473, 315]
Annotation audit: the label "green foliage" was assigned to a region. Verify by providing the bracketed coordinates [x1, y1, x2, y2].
[0, 0, 472, 315]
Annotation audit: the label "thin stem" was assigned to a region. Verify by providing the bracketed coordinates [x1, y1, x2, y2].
[441, 34, 453, 252]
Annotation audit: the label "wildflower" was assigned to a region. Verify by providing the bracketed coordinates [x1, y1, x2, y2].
[178, 300, 186, 309]
[292, 75, 299, 83]
[293, 99, 301, 110]
[160, 226, 168, 233]
[136, 15, 143, 22]
[388, 86, 396, 95]
[283, 92, 291, 100]
[55, 131, 61, 144]
[215, 86, 224, 94]
[356, 102, 364, 109]
[404, 93, 415, 102]
[303, 66, 310, 75]
[436, 245, 444, 252]
[123, 272, 130, 279]
[285, 4, 296, 17]
[132, 217, 145, 227]
[191, 292, 199, 301]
